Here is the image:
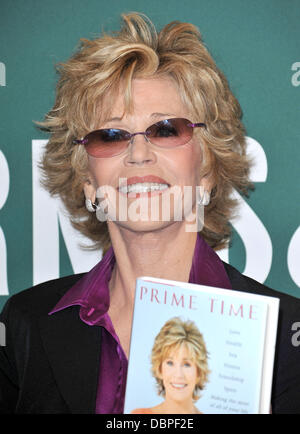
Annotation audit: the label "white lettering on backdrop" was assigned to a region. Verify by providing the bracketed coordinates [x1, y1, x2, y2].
[32, 140, 101, 286]
[0, 62, 5, 87]
[291, 62, 300, 87]
[217, 137, 272, 283]
[288, 227, 300, 287]
[0, 150, 9, 295]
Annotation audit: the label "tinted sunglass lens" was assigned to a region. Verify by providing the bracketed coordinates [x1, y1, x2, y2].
[147, 118, 192, 147]
[84, 129, 130, 157]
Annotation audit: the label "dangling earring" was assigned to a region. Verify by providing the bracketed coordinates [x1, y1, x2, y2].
[197, 188, 210, 206]
[195, 187, 210, 231]
[85, 198, 107, 222]
[85, 198, 99, 212]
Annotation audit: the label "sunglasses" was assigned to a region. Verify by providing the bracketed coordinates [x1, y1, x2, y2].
[73, 118, 206, 158]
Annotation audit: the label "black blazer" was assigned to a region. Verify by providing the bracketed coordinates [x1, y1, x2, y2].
[0, 263, 300, 414]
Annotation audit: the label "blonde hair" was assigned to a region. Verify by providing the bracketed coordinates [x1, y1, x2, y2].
[151, 317, 209, 400]
[38, 12, 252, 252]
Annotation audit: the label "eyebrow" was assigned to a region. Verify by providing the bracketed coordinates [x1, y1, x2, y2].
[165, 357, 193, 361]
[105, 112, 176, 123]
[151, 112, 176, 119]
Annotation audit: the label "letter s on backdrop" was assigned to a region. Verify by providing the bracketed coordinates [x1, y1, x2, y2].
[218, 137, 272, 284]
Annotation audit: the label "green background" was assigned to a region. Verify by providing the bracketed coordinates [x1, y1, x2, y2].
[0, 0, 299, 310]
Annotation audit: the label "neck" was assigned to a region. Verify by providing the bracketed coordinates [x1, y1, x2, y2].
[107, 221, 197, 308]
[157, 396, 198, 414]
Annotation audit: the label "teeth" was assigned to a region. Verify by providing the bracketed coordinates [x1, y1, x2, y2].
[171, 384, 186, 389]
[119, 182, 169, 194]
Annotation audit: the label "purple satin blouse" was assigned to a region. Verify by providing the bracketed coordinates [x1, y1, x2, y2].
[49, 233, 232, 413]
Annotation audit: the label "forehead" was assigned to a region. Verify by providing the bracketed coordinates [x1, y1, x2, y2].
[107, 77, 189, 120]
[164, 343, 194, 360]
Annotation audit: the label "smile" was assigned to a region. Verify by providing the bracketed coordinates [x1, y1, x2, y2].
[171, 383, 187, 389]
[118, 182, 169, 194]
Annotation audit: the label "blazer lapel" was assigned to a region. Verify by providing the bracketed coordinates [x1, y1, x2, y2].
[39, 305, 102, 414]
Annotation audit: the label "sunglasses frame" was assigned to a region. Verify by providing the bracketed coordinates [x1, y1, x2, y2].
[73, 118, 206, 158]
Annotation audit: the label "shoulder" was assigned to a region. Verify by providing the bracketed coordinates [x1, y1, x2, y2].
[223, 261, 300, 348]
[0, 273, 85, 321]
[223, 261, 300, 307]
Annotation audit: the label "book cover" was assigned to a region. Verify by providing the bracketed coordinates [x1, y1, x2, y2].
[124, 277, 279, 414]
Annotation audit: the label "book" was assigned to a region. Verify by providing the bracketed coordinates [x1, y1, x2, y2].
[124, 277, 279, 414]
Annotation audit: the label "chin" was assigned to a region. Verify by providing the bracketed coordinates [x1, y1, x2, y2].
[110, 219, 176, 233]
[108, 215, 183, 233]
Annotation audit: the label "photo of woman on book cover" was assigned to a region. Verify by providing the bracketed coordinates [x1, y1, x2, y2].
[131, 317, 209, 414]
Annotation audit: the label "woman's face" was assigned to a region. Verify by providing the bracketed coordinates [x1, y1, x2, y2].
[159, 344, 199, 403]
[86, 76, 209, 231]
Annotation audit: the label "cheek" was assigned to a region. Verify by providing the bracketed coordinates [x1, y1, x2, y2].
[189, 140, 203, 169]
[160, 364, 171, 379]
[88, 157, 117, 187]
[190, 368, 199, 383]
[171, 142, 203, 183]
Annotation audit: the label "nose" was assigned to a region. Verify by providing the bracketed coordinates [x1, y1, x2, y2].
[174, 364, 185, 378]
[124, 132, 156, 166]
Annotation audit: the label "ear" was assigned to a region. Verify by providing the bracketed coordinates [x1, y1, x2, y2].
[83, 179, 97, 203]
[156, 365, 163, 380]
[197, 145, 216, 194]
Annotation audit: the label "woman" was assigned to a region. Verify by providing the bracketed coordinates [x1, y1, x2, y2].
[131, 317, 209, 414]
[0, 12, 299, 414]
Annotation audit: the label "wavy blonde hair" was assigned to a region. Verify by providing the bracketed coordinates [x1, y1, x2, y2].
[151, 317, 210, 400]
[38, 12, 252, 252]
